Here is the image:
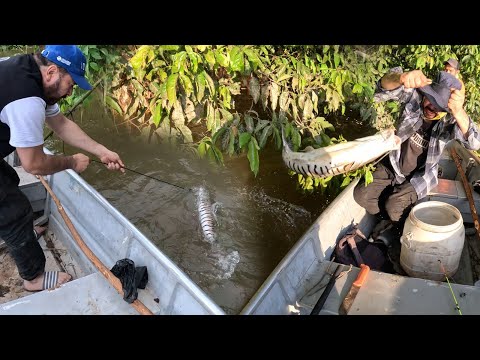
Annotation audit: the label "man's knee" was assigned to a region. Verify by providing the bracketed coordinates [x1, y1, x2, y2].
[353, 182, 367, 208]
[385, 198, 415, 222]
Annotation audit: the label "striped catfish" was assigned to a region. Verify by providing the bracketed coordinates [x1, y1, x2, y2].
[194, 186, 216, 243]
[282, 129, 400, 178]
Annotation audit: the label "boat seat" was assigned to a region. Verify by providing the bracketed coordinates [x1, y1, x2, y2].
[427, 178, 480, 223]
[0, 272, 161, 315]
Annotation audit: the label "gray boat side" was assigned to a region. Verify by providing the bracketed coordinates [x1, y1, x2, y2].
[0, 149, 225, 315]
[241, 140, 480, 315]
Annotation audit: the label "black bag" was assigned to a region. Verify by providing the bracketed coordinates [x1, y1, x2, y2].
[110, 258, 149, 304]
[331, 224, 393, 273]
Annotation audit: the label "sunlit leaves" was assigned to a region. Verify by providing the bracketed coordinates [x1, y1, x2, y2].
[229, 47, 244, 73]
[166, 73, 178, 103]
[195, 72, 206, 103]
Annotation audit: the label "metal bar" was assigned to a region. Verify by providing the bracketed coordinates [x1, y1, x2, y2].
[450, 147, 480, 237]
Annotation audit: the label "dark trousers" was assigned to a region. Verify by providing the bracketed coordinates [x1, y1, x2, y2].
[0, 159, 45, 281]
[353, 163, 418, 224]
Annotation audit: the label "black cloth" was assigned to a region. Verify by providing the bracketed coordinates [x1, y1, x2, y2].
[0, 159, 45, 280]
[0, 54, 45, 158]
[110, 258, 148, 304]
[398, 121, 434, 176]
[353, 163, 418, 223]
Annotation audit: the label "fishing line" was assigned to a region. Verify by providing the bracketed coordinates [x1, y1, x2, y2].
[438, 260, 463, 315]
[90, 158, 189, 191]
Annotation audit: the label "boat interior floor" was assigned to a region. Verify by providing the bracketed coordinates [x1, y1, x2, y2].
[295, 228, 480, 315]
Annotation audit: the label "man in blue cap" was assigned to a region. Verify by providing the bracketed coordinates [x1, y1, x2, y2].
[353, 67, 480, 271]
[0, 45, 125, 291]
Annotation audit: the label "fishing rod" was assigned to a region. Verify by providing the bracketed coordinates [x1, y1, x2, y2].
[438, 259, 462, 315]
[90, 158, 189, 191]
[91, 159, 215, 243]
[44, 76, 105, 142]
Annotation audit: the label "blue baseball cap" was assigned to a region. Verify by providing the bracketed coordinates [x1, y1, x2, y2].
[41, 45, 92, 90]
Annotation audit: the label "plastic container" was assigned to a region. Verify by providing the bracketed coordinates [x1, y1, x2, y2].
[400, 201, 465, 281]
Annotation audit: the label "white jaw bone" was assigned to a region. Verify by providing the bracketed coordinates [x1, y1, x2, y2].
[282, 129, 401, 178]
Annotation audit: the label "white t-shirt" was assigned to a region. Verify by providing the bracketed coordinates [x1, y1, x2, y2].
[0, 97, 60, 148]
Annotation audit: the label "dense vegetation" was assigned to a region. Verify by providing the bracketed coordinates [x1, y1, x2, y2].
[4, 45, 479, 192]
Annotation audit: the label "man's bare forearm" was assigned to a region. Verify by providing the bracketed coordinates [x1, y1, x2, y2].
[381, 72, 403, 90]
[17, 150, 74, 175]
[47, 115, 107, 158]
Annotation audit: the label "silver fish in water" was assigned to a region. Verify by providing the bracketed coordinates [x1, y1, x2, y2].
[282, 128, 400, 178]
[194, 186, 216, 243]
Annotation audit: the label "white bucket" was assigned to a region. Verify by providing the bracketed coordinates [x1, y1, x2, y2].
[400, 201, 465, 281]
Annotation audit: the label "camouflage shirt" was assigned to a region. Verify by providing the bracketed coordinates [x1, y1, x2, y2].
[374, 67, 480, 199]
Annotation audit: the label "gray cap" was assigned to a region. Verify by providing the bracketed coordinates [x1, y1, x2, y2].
[444, 58, 460, 71]
[419, 71, 462, 113]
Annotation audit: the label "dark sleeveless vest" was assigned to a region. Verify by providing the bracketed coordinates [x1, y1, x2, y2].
[0, 54, 45, 158]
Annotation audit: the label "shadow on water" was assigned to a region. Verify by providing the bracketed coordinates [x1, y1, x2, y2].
[46, 92, 375, 314]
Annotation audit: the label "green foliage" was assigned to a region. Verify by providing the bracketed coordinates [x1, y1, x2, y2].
[98, 45, 480, 191]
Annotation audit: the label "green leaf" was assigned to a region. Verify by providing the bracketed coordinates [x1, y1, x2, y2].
[179, 73, 194, 97]
[258, 125, 272, 149]
[365, 169, 374, 185]
[239, 132, 251, 148]
[205, 50, 216, 66]
[273, 126, 281, 150]
[89, 62, 100, 71]
[212, 126, 227, 145]
[130, 45, 152, 71]
[229, 47, 244, 72]
[152, 103, 162, 127]
[254, 119, 270, 134]
[159, 45, 180, 51]
[206, 103, 215, 131]
[105, 95, 123, 115]
[195, 72, 206, 103]
[318, 117, 335, 132]
[196, 45, 207, 52]
[353, 83, 363, 94]
[215, 50, 229, 67]
[198, 141, 209, 157]
[247, 138, 260, 176]
[203, 70, 215, 97]
[292, 129, 301, 150]
[90, 50, 102, 60]
[244, 48, 264, 70]
[227, 129, 235, 155]
[187, 48, 198, 73]
[207, 145, 224, 165]
[172, 51, 187, 73]
[166, 73, 178, 103]
[341, 176, 351, 187]
[334, 52, 340, 68]
[218, 109, 233, 123]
